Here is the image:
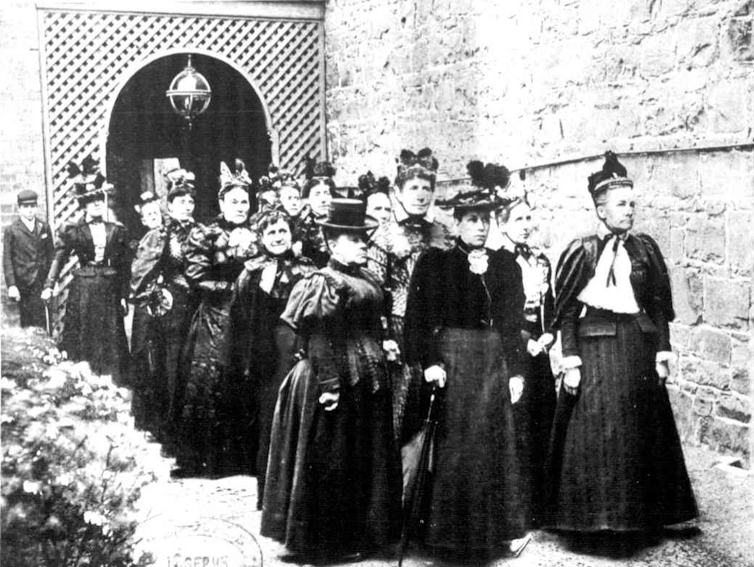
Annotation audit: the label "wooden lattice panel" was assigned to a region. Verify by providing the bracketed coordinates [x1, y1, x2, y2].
[40, 9, 324, 230]
[38, 9, 325, 334]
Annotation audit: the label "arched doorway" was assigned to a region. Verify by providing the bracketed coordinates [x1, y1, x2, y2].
[106, 52, 272, 240]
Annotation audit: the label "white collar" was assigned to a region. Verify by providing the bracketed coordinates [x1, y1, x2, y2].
[597, 222, 629, 241]
[20, 217, 36, 232]
[391, 195, 435, 223]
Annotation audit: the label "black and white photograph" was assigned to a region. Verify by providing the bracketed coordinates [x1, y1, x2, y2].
[1, 1, 753, 566]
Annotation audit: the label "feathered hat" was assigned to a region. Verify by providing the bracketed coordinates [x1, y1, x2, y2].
[219, 158, 252, 198]
[257, 164, 299, 195]
[67, 156, 113, 205]
[165, 168, 196, 200]
[588, 151, 633, 198]
[304, 155, 336, 180]
[435, 160, 509, 212]
[395, 148, 439, 188]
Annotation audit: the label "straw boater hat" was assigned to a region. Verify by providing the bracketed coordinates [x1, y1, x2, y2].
[318, 198, 378, 233]
[66, 156, 114, 205]
[587, 151, 633, 199]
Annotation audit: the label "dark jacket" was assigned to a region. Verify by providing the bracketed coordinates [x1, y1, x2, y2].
[45, 218, 131, 301]
[404, 240, 527, 377]
[553, 233, 674, 358]
[3, 217, 53, 289]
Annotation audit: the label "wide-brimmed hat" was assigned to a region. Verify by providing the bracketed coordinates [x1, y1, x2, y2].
[435, 187, 500, 213]
[67, 156, 113, 204]
[588, 151, 633, 197]
[318, 198, 378, 232]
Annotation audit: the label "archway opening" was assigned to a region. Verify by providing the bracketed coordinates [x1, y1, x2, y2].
[106, 53, 272, 240]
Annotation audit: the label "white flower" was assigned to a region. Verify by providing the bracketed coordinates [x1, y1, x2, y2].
[468, 249, 489, 275]
[84, 510, 107, 526]
[23, 480, 42, 494]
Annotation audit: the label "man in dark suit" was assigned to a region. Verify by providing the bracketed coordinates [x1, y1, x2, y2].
[3, 190, 54, 328]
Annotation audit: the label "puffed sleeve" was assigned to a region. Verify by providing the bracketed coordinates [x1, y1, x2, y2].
[553, 238, 592, 360]
[281, 272, 345, 393]
[130, 227, 166, 299]
[45, 223, 76, 289]
[404, 248, 445, 369]
[635, 233, 674, 352]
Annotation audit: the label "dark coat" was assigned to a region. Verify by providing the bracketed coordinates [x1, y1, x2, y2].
[3, 217, 53, 289]
[547, 232, 696, 531]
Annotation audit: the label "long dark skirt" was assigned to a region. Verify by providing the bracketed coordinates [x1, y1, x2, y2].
[420, 327, 527, 557]
[175, 294, 238, 475]
[261, 359, 401, 555]
[59, 268, 129, 385]
[547, 316, 697, 531]
[514, 351, 556, 527]
[255, 323, 299, 510]
[388, 315, 425, 444]
[131, 286, 195, 444]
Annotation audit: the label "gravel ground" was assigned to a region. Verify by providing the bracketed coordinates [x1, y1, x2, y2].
[133, 443, 753, 567]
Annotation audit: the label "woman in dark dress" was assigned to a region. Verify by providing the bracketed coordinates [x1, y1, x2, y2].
[224, 209, 315, 507]
[261, 199, 401, 563]
[548, 152, 697, 536]
[403, 183, 530, 560]
[292, 158, 337, 268]
[174, 160, 257, 476]
[42, 157, 130, 384]
[130, 171, 197, 445]
[494, 192, 556, 528]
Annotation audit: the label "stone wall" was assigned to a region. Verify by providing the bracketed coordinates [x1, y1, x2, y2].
[0, 1, 46, 326]
[325, 0, 754, 465]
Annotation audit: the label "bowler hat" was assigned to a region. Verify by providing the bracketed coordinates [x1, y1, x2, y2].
[318, 199, 378, 232]
[17, 190, 38, 206]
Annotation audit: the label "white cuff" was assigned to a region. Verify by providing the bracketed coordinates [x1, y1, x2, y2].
[561, 356, 582, 369]
[655, 351, 676, 364]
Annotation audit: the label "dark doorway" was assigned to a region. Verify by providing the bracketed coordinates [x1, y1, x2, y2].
[106, 53, 272, 240]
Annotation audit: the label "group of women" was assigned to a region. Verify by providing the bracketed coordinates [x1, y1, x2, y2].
[42, 150, 698, 563]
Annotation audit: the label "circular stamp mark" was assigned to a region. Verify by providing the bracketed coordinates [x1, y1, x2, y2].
[135, 515, 264, 567]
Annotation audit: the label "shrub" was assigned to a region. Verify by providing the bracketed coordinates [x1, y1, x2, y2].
[1, 327, 164, 567]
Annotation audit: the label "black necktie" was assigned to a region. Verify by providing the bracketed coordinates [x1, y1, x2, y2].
[515, 243, 532, 260]
[606, 235, 620, 287]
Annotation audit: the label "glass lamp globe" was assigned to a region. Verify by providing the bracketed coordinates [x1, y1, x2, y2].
[166, 54, 212, 127]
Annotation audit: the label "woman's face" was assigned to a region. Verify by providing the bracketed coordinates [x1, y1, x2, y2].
[456, 209, 491, 248]
[168, 194, 195, 222]
[597, 186, 635, 235]
[328, 232, 368, 266]
[280, 186, 303, 218]
[308, 182, 333, 217]
[260, 219, 292, 257]
[395, 177, 433, 216]
[85, 197, 105, 219]
[219, 187, 250, 225]
[366, 192, 392, 226]
[501, 202, 533, 245]
[140, 201, 162, 230]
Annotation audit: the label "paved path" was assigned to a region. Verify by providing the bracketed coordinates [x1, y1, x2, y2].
[134, 444, 754, 567]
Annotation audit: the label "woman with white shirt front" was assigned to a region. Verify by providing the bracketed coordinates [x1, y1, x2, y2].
[547, 152, 697, 538]
[495, 192, 556, 529]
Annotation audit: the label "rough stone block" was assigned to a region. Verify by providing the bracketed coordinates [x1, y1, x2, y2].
[704, 277, 751, 329]
[686, 214, 725, 263]
[670, 227, 685, 262]
[728, 211, 754, 271]
[717, 393, 753, 423]
[706, 81, 747, 134]
[702, 417, 751, 465]
[675, 16, 719, 69]
[668, 387, 695, 442]
[697, 151, 754, 205]
[680, 356, 730, 390]
[731, 338, 751, 395]
[671, 267, 703, 325]
[689, 326, 732, 365]
[670, 322, 692, 352]
[692, 387, 719, 417]
[726, 16, 754, 62]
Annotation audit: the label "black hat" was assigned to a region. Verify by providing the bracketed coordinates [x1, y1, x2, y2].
[318, 198, 378, 232]
[67, 156, 113, 204]
[17, 190, 38, 206]
[395, 147, 439, 188]
[219, 158, 252, 198]
[134, 191, 159, 214]
[588, 151, 633, 197]
[358, 171, 391, 195]
[305, 156, 336, 180]
[165, 168, 196, 201]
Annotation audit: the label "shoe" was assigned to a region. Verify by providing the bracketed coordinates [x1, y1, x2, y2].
[508, 533, 532, 557]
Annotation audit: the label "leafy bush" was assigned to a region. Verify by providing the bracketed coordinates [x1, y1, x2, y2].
[1, 327, 165, 567]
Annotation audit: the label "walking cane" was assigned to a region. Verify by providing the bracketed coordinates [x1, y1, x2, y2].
[44, 297, 52, 336]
